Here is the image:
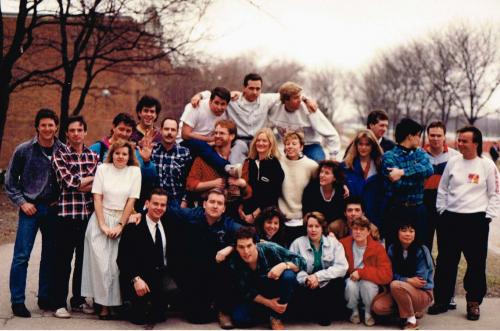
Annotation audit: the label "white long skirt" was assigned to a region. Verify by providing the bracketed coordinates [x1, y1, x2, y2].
[81, 208, 122, 306]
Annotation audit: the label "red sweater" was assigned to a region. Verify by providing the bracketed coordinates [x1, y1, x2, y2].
[340, 235, 392, 285]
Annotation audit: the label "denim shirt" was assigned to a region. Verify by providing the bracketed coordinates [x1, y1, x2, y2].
[229, 241, 306, 301]
[290, 235, 348, 288]
[5, 136, 63, 206]
[387, 244, 434, 290]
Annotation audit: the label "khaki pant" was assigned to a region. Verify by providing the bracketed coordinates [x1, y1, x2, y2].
[372, 280, 433, 318]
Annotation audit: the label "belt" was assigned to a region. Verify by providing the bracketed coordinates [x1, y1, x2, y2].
[398, 201, 421, 207]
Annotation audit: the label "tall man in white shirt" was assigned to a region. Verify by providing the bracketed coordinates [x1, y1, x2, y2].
[429, 126, 500, 321]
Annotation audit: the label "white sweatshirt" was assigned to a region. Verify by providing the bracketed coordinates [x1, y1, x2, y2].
[436, 155, 500, 219]
[268, 103, 341, 159]
[278, 156, 318, 225]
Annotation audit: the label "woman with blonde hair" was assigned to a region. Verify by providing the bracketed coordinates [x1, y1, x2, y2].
[342, 130, 385, 230]
[238, 128, 284, 224]
[81, 140, 141, 319]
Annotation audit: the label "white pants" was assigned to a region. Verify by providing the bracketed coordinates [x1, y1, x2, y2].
[345, 278, 379, 313]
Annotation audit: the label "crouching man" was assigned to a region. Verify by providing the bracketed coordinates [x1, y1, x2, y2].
[228, 227, 306, 330]
[117, 188, 172, 324]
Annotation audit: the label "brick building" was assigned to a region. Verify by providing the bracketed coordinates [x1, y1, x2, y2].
[1, 13, 176, 168]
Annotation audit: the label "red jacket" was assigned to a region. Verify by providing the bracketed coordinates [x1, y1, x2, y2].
[340, 235, 392, 285]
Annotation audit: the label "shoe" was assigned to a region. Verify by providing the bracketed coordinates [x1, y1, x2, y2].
[12, 303, 31, 318]
[218, 311, 234, 329]
[38, 298, 53, 311]
[466, 301, 480, 321]
[427, 303, 448, 315]
[403, 321, 419, 330]
[54, 307, 71, 318]
[71, 302, 95, 314]
[364, 315, 376, 326]
[270, 316, 285, 330]
[317, 318, 331, 326]
[448, 296, 457, 310]
[349, 312, 361, 324]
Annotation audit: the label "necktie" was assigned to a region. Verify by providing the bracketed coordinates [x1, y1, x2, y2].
[155, 224, 164, 268]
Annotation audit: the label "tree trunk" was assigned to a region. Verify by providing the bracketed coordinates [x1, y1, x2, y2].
[58, 77, 73, 142]
[0, 76, 12, 157]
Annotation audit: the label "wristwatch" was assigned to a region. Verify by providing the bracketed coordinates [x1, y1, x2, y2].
[285, 262, 290, 270]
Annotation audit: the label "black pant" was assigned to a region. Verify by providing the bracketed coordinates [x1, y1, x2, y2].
[128, 271, 172, 323]
[288, 277, 346, 322]
[53, 218, 88, 309]
[176, 261, 236, 323]
[433, 211, 489, 304]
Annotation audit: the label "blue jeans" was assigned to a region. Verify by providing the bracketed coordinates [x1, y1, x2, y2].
[303, 143, 325, 162]
[181, 139, 229, 175]
[231, 270, 298, 328]
[10, 203, 57, 304]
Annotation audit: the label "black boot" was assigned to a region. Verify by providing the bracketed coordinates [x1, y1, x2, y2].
[12, 303, 31, 318]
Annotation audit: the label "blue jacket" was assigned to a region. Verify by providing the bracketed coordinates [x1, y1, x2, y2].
[341, 159, 384, 227]
[387, 244, 434, 290]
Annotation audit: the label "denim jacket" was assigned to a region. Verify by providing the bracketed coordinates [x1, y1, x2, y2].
[290, 235, 348, 288]
[387, 244, 434, 290]
[5, 136, 63, 206]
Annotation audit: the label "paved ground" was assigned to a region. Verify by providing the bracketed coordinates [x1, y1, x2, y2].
[1, 235, 500, 330]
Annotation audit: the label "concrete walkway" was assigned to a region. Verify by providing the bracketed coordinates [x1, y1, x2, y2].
[1, 235, 499, 330]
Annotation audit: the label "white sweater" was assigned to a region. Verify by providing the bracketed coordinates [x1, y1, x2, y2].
[268, 102, 341, 159]
[278, 156, 318, 225]
[436, 155, 500, 219]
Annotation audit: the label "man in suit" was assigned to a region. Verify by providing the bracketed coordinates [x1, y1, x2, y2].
[117, 188, 171, 325]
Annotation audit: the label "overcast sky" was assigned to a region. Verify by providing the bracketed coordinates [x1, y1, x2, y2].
[194, 0, 500, 70]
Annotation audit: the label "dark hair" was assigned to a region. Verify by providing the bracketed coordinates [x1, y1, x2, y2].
[136, 95, 161, 118]
[457, 126, 483, 156]
[160, 117, 178, 129]
[255, 207, 286, 243]
[210, 87, 231, 103]
[395, 118, 423, 144]
[427, 121, 447, 134]
[243, 73, 263, 87]
[112, 112, 136, 128]
[235, 226, 258, 244]
[344, 196, 364, 212]
[66, 115, 87, 132]
[148, 187, 168, 200]
[35, 108, 59, 128]
[366, 109, 389, 127]
[392, 220, 419, 277]
[350, 215, 371, 230]
[317, 160, 344, 184]
[303, 211, 327, 234]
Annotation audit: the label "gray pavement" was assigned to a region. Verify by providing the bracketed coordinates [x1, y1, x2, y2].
[1, 234, 500, 330]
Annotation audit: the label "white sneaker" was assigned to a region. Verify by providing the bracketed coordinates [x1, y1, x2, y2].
[54, 307, 71, 318]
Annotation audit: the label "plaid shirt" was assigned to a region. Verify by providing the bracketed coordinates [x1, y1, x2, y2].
[228, 241, 306, 301]
[382, 145, 433, 205]
[151, 143, 191, 202]
[52, 144, 99, 220]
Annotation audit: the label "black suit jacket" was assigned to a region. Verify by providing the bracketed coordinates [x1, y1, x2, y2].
[117, 213, 167, 300]
[380, 136, 396, 152]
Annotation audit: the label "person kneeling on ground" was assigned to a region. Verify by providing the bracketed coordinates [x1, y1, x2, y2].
[372, 220, 434, 330]
[228, 227, 306, 330]
[341, 216, 392, 327]
[288, 212, 348, 326]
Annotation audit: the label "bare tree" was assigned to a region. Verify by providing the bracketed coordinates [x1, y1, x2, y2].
[445, 24, 500, 125]
[0, 0, 61, 154]
[306, 67, 341, 122]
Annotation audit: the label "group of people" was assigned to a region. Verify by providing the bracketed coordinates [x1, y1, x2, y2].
[5, 72, 499, 330]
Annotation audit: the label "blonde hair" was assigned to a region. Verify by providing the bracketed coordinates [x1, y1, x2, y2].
[105, 139, 139, 167]
[283, 130, 305, 146]
[278, 81, 302, 104]
[248, 128, 281, 160]
[343, 129, 383, 171]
